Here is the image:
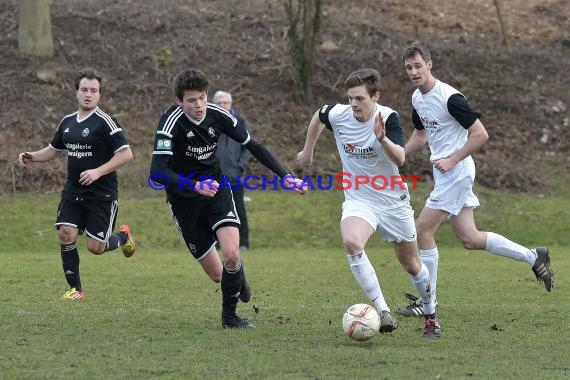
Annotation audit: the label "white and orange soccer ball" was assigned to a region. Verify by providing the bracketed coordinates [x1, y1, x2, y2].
[342, 303, 380, 341]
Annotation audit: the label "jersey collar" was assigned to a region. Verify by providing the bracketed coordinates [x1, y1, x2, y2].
[185, 112, 206, 126]
[76, 106, 99, 123]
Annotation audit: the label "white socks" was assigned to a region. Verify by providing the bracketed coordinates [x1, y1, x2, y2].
[485, 232, 536, 266]
[409, 263, 436, 315]
[415, 233, 535, 313]
[420, 247, 439, 303]
[347, 251, 389, 312]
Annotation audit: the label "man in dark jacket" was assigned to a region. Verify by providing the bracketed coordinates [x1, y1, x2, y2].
[213, 90, 251, 250]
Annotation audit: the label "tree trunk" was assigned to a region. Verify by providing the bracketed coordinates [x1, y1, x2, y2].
[18, 0, 54, 57]
[493, 0, 511, 54]
[284, 0, 321, 102]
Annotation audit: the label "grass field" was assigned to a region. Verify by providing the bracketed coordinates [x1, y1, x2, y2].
[0, 185, 568, 379]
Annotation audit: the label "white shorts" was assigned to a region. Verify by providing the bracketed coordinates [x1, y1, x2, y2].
[341, 199, 416, 243]
[427, 156, 480, 216]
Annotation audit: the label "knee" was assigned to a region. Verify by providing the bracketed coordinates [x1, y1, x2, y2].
[221, 247, 241, 269]
[415, 223, 433, 241]
[403, 260, 421, 276]
[58, 229, 77, 245]
[86, 239, 106, 255]
[342, 237, 364, 255]
[397, 245, 422, 275]
[459, 235, 483, 250]
[200, 251, 223, 283]
[208, 270, 222, 283]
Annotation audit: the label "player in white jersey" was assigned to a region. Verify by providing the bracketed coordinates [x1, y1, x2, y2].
[297, 68, 440, 338]
[396, 41, 553, 318]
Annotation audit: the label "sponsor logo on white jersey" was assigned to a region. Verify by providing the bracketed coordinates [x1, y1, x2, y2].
[342, 142, 377, 159]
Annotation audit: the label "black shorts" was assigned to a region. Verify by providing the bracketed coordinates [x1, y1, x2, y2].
[168, 186, 240, 260]
[55, 198, 118, 243]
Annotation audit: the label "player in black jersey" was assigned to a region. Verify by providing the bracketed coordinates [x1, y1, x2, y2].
[18, 68, 136, 301]
[150, 68, 307, 329]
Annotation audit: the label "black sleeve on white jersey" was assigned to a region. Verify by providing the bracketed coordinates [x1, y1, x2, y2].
[447, 94, 481, 129]
[245, 139, 287, 178]
[384, 113, 405, 147]
[318, 105, 334, 131]
[412, 108, 424, 130]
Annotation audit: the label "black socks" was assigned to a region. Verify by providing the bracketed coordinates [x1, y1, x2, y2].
[221, 264, 243, 317]
[61, 243, 81, 290]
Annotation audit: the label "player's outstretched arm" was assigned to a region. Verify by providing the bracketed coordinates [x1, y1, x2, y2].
[243, 141, 308, 195]
[18, 146, 59, 167]
[297, 110, 325, 167]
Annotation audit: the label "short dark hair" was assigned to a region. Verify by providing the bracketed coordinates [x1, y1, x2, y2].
[174, 69, 209, 100]
[74, 68, 102, 91]
[402, 40, 431, 63]
[344, 68, 381, 97]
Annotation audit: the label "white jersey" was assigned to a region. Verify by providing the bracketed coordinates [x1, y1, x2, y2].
[412, 80, 473, 161]
[319, 103, 410, 209]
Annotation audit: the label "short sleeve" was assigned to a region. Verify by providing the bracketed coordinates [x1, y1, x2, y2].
[49, 118, 68, 150]
[412, 108, 424, 130]
[318, 105, 334, 131]
[384, 112, 404, 147]
[447, 94, 481, 129]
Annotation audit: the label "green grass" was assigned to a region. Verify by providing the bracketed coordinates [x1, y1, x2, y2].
[0, 185, 569, 379]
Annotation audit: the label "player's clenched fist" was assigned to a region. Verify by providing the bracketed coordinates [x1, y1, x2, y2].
[283, 175, 309, 195]
[18, 152, 33, 167]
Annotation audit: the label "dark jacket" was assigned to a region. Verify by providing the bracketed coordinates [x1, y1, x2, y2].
[216, 109, 251, 180]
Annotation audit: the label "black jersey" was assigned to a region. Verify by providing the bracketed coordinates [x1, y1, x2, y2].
[49, 107, 129, 201]
[151, 103, 250, 200]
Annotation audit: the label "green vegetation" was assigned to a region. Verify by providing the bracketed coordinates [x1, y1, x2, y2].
[156, 47, 173, 69]
[0, 186, 568, 379]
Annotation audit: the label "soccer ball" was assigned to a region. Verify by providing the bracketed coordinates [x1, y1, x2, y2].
[342, 303, 380, 341]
